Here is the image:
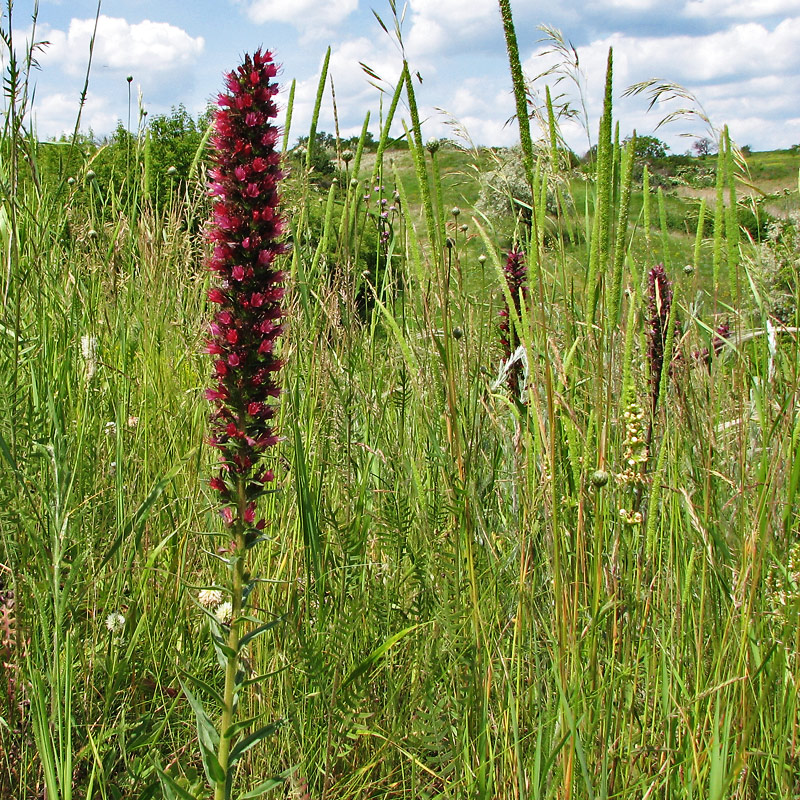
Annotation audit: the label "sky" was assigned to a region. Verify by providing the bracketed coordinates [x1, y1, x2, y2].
[10, 0, 800, 155]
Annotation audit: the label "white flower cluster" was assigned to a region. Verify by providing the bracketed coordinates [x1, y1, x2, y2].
[105, 611, 125, 633]
[616, 399, 649, 487]
[81, 335, 98, 381]
[105, 611, 126, 645]
[199, 589, 232, 625]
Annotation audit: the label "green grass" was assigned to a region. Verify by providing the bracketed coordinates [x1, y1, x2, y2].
[2, 7, 800, 800]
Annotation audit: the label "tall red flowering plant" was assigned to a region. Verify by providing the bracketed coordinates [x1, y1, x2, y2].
[160, 50, 290, 800]
[206, 48, 287, 525]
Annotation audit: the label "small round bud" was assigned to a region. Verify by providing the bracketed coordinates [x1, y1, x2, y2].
[167, 165, 178, 177]
[452, 326, 463, 340]
[459, 223, 468, 233]
[126, 75, 133, 83]
[451, 206, 461, 217]
[426, 138, 440, 155]
[478, 254, 486, 263]
[683, 264, 694, 275]
[350, 177, 359, 187]
[479, 365, 488, 375]
[342, 149, 354, 163]
[86, 169, 96, 181]
[88, 229, 98, 240]
[67, 177, 75, 186]
[591, 469, 609, 488]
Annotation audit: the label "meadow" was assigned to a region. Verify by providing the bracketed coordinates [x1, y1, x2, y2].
[1, 2, 800, 798]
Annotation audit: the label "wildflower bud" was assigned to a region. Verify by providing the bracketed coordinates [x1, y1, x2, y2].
[88, 229, 98, 240]
[683, 264, 694, 275]
[167, 165, 178, 177]
[478, 254, 486, 264]
[86, 169, 96, 181]
[459, 223, 468, 233]
[591, 469, 609, 488]
[126, 75, 133, 83]
[67, 177, 75, 186]
[451, 206, 461, 217]
[426, 138, 440, 155]
[453, 326, 463, 340]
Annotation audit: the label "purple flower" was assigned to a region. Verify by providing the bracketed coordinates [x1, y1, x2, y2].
[500, 250, 528, 394]
[647, 264, 674, 414]
[205, 49, 286, 530]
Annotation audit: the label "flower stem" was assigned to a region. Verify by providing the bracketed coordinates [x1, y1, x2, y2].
[215, 476, 247, 800]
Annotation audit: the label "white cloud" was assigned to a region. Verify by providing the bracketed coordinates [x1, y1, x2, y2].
[599, 0, 662, 8]
[284, 37, 404, 142]
[529, 20, 800, 88]
[41, 15, 204, 76]
[33, 91, 118, 139]
[522, 18, 800, 152]
[239, 0, 358, 31]
[406, 0, 497, 59]
[685, 0, 800, 18]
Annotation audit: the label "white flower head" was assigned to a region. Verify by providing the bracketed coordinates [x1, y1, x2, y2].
[81, 335, 98, 380]
[199, 589, 223, 608]
[81, 335, 97, 360]
[105, 611, 125, 635]
[214, 601, 233, 625]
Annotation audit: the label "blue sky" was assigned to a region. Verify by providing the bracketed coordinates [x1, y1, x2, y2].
[15, 0, 800, 154]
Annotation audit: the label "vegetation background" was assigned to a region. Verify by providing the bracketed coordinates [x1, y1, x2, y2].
[1, 3, 799, 798]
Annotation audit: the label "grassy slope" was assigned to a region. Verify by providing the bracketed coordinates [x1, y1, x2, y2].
[1, 113, 799, 800]
[364, 144, 800, 278]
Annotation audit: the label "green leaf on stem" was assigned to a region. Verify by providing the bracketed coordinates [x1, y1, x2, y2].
[238, 617, 283, 651]
[180, 670, 225, 709]
[223, 712, 266, 740]
[235, 766, 297, 800]
[154, 761, 202, 800]
[228, 720, 285, 766]
[179, 679, 221, 782]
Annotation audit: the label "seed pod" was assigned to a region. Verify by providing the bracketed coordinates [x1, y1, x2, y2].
[591, 469, 609, 488]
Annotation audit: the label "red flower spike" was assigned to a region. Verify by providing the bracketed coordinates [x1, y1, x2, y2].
[205, 50, 287, 533]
